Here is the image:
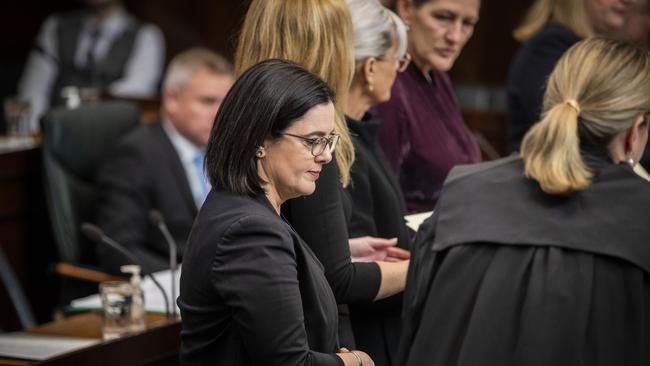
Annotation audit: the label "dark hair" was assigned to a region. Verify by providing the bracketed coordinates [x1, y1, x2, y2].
[205, 59, 336, 195]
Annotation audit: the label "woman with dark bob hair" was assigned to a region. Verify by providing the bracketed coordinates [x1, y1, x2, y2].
[178, 59, 374, 366]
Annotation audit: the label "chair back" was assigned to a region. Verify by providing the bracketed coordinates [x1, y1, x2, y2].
[42, 101, 139, 266]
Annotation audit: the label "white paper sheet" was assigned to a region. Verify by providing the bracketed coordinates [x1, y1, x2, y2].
[0, 333, 99, 361]
[404, 211, 433, 232]
[0, 136, 38, 153]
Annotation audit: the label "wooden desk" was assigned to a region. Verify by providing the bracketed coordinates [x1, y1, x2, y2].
[0, 141, 58, 330]
[0, 312, 181, 366]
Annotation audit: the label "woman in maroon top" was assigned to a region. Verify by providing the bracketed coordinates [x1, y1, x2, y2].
[373, 0, 481, 213]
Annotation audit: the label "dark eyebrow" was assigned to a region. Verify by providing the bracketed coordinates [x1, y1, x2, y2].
[199, 96, 219, 103]
[303, 129, 336, 137]
[432, 10, 456, 17]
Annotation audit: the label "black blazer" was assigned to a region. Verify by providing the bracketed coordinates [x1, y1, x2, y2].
[179, 190, 342, 366]
[346, 114, 411, 248]
[345, 114, 411, 366]
[281, 157, 383, 349]
[505, 24, 580, 152]
[96, 121, 197, 273]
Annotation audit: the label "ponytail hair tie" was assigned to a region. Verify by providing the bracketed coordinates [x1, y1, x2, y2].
[565, 99, 580, 114]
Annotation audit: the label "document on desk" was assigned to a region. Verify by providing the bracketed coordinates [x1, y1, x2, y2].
[0, 333, 99, 360]
[71, 267, 181, 314]
[404, 211, 433, 232]
[0, 136, 39, 154]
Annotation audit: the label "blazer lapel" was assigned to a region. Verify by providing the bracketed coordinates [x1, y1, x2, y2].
[153, 122, 198, 216]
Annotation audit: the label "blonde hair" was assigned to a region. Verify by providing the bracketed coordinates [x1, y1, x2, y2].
[163, 48, 233, 92]
[234, 0, 356, 185]
[520, 37, 650, 194]
[513, 0, 595, 42]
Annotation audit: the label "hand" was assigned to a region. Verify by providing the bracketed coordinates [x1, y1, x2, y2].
[349, 236, 410, 262]
[337, 349, 375, 366]
[384, 245, 411, 262]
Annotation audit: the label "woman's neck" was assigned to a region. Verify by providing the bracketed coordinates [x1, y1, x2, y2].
[263, 188, 282, 215]
[258, 168, 283, 214]
[345, 82, 372, 121]
[409, 48, 432, 78]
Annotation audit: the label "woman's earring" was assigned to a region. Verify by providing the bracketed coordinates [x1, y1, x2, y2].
[256, 147, 265, 158]
[626, 157, 636, 167]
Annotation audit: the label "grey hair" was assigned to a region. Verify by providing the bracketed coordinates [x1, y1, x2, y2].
[162, 48, 233, 92]
[347, 0, 408, 61]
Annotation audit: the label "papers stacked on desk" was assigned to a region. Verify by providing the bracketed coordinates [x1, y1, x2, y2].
[0, 333, 99, 361]
[71, 267, 181, 314]
[0, 136, 39, 154]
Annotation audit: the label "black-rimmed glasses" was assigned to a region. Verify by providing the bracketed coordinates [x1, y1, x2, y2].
[280, 132, 340, 156]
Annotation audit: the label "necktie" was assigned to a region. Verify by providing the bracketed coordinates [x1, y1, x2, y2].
[85, 26, 102, 70]
[193, 152, 210, 207]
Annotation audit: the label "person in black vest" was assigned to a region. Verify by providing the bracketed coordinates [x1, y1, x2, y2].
[400, 37, 650, 366]
[95, 48, 234, 274]
[17, 0, 165, 131]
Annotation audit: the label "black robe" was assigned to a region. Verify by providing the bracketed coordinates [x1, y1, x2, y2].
[400, 155, 650, 366]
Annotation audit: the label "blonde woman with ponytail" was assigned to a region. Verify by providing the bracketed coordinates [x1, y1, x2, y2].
[399, 37, 650, 366]
[506, 0, 636, 152]
[234, 0, 409, 360]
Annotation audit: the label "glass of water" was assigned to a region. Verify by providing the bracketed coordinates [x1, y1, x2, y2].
[3, 98, 33, 137]
[100, 281, 134, 340]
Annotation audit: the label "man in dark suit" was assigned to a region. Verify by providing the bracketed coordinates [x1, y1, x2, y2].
[95, 48, 234, 273]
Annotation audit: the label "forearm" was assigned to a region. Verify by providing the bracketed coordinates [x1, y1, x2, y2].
[374, 260, 409, 300]
[337, 352, 358, 366]
[109, 24, 165, 98]
[18, 16, 59, 124]
[336, 350, 373, 366]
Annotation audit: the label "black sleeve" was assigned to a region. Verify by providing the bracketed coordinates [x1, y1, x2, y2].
[345, 151, 379, 238]
[95, 141, 167, 273]
[213, 215, 343, 366]
[397, 210, 439, 365]
[283, 161, 381, 304]
[506, 32, 577, 152]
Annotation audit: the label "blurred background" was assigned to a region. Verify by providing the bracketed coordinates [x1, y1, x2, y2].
[0, 0, 560, 331]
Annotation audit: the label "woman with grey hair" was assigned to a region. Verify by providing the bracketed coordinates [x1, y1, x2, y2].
[344, 0, 411, 365]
